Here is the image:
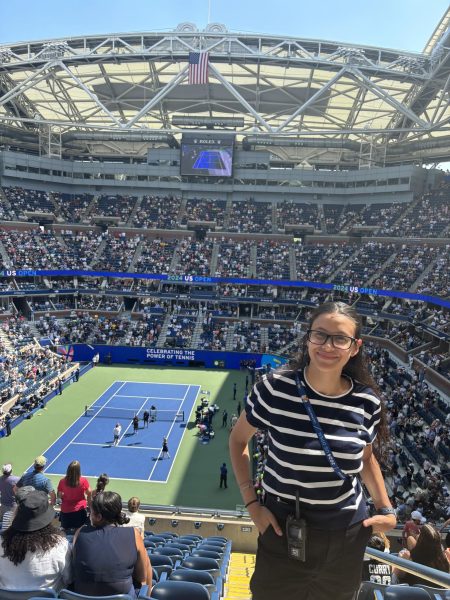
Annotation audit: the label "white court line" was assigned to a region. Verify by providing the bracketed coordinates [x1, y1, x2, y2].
[71, 442, 160, 450]
[117, 397, 149, 446]
[114, 395, 186, 401]
[25, 381, 123, 475]
[44, 472, 171, 484]
[45, 382, 127, 471]
[147, 385, 192, 481]
[164, 384, 201, 483]
[123, 381, 190, 387]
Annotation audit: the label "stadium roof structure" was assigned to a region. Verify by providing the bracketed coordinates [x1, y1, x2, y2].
[1, 14, 450, 168]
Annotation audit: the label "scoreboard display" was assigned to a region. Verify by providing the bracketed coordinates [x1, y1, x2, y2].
[180, 133, 235, 177]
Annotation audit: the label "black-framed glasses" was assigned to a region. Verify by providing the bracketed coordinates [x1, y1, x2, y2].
[307, 329, 357, 350]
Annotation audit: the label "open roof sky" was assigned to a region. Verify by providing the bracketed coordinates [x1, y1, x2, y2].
[0, 0, 448, 52]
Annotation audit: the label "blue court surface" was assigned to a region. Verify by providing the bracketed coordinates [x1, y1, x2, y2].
[193, 149, 232, 174]
[37, 381, 200, 483]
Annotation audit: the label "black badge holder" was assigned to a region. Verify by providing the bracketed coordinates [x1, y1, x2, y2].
[286, 489, 307, 562]
[285, 375, 353, 562]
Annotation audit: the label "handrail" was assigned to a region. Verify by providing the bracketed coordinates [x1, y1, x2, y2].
[366, 548, 450, 589]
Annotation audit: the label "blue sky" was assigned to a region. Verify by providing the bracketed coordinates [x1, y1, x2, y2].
[0, 0, 448, 52]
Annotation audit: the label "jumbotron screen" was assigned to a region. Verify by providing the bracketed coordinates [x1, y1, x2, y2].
[180, 133, 234, 177]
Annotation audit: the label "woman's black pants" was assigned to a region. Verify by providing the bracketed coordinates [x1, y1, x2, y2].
[250, 497, 371, 600]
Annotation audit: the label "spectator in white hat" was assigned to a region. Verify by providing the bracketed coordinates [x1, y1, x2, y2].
[402, 510, 423, 549]
[0, 464, 19, 522]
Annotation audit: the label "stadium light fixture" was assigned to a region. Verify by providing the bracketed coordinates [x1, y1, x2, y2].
[217, 523, 225, 531]
[171, 520, 179, 528]
[148, 518, 157, 526]
[194, 521, 202, 529]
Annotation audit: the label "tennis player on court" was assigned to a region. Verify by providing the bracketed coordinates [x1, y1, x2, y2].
[112, 423, 122, 447]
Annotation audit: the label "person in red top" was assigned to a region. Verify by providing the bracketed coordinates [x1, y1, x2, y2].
[402, 510, 423, 548]
[57, 460, 91, 531]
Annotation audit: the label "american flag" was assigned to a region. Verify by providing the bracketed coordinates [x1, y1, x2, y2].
[188, 51, 209, 85]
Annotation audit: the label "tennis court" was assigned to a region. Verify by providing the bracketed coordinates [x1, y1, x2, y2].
[34, 380, 200, 483]
[4, 366, 244, 509]
[193, 149, 231, 172]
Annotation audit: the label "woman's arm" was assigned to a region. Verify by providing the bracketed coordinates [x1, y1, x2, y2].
[85, 485, 92, 506]
[229, 412, 282, 536]
[133, 528, 152, 586]
[361, 444, 397, 533]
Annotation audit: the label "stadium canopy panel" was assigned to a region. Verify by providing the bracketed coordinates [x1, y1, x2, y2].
[0, 14, 450, 168]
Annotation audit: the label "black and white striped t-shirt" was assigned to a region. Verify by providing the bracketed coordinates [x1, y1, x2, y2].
[246, 368, 381, 528]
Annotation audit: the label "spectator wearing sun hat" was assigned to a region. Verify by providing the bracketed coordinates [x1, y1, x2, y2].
[0, 464, 19, 521]
[0, 489, 72, 591]
[16, 456, 56, 505]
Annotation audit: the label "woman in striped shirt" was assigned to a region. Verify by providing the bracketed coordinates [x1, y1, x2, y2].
[229, 301, 396, 600]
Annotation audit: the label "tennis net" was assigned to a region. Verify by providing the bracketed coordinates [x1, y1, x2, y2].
[84, 406, 184, 422]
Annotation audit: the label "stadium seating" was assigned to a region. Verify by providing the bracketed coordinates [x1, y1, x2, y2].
[0, 590, 57, 599]
[413, 585, 450, 600]
[150, 580, 210, 600]
[58, 592, 136, 600]
[373, 586, 433, 599]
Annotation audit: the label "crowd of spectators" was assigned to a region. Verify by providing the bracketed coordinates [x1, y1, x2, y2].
[53, 193, 93, 223]
[276, 200, 320, 230]
[1, 183, 449, 237]
[255, 240, 291, 278]
[228, 199, 273, 233]
[0, 316, 74, 424]
[173, 238, 214, 276]
[214, 238, 253, 277]
[93, 194, 137, 221]
[181, 197, 226, 226]
[132, 195, 181, 230]
[2, 187, 54, 219]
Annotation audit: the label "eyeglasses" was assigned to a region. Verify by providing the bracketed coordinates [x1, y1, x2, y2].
[307, 329, 357, 350]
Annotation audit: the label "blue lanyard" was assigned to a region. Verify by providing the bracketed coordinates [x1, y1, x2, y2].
[294, 373, 350, 482]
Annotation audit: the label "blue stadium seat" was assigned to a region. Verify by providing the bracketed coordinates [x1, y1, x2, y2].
[192, 549, 223, 562]
[144, 539, 157, 549]
[150, 581, 210, 600]
[179, 535, 203, 542]
[413, 585, 449, 600]
[197, 544, 224, 555]
[180, 556, 221, 581]
[173, 537, 198, 549]
[164, 541, 191, 554]
[152, 546, 184, 562]
[0, 589, 57, 599]
[58, 591, 135, 600]
[169, 569, 217, 598]
[145, 536, 167, 547]
[373, 586, 431, 600]
[358, 582, 391, 600]
[149, 554, 174, 568]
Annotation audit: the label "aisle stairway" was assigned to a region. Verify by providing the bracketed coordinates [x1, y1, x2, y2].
[222, 552, 255, 600]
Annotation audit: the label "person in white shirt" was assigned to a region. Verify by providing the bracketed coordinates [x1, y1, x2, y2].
[123, 496, 146, 538]
[0, 489, 72, 592]
[113, 423, 122, 447]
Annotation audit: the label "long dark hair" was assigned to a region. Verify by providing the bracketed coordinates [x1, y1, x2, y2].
[65, 460, 81, 488]
[95, 473, 109, 495]
[288, 301, 389, 461]
[411, 524, 449, 573]
[91, 491, 129, 526]
[1, 524, 63, 565]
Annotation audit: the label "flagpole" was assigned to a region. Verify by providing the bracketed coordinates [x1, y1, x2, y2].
[208, 0, 211, 24]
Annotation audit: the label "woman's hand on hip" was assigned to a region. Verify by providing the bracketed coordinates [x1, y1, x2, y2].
[363, 513, 397, 533]
[248, 504, 283, 536]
